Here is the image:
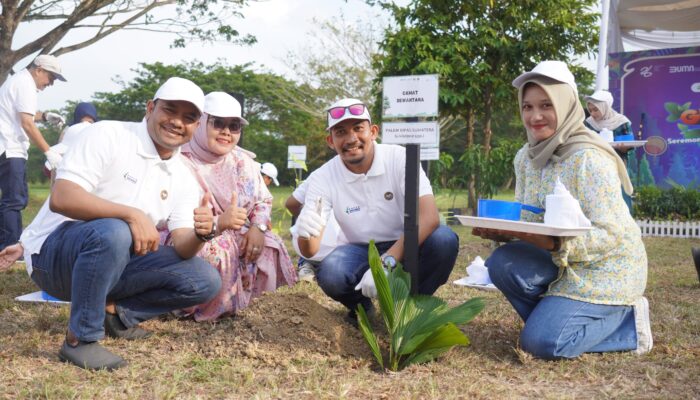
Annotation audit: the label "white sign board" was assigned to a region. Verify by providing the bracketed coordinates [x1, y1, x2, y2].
[382, 121, 439, 145]
[382, 74, 439, 118]
[287, 145, 307, 169]
[420, 146, 440, 161]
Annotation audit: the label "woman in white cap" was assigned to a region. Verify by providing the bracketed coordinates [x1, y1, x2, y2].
[163, 91, 296, 321]
[473, 61, 651, 359]
[584, 89, 634, 210]
[584, 90, 633, 141]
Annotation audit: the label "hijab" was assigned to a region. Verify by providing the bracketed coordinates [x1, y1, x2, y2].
[585, 92, 631, 131]
[518, 76, 633, 195]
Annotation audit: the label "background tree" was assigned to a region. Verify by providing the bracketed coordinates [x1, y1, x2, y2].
[372, 0, 598, 212]
[281, 14, 384, 125]
[89, 61, 329, 185]
[0, 0, 256, 81]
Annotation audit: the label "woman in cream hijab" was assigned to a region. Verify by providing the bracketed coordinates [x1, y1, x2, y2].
[473, 61, 651, 359]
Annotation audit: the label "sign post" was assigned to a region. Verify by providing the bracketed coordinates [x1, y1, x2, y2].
[382, 74, 439, 294]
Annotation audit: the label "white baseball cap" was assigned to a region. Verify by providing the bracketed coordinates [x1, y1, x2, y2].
[204, 91, 249, 125]
[153, 77, 205, 114]
[260, 162, 279, 186]
[32, 55, 66, 82]
[584, 90, 614, 105]
[326, 98, 371, 130]
[512, 60, 578, 95]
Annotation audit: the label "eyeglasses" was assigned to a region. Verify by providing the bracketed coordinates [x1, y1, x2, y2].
[208, 117, 241, 132]
[328, 103, 366, 119]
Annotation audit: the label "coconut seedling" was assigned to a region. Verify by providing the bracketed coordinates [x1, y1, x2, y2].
[356, 241, 485, 371]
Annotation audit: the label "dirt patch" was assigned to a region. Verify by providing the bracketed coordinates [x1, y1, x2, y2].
[226, 292, 373, 359]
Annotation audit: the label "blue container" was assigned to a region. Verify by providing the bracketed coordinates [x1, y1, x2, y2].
[478, 199, 544, 221]
[614, 134, 634, 142]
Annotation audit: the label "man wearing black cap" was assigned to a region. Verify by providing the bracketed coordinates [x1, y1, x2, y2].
[0, 55, 66, 251]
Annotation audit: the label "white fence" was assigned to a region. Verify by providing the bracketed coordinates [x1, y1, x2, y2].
[636, 220, 700, 238]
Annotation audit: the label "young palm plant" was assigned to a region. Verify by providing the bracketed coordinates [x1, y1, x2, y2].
[357, 241, 485, 371]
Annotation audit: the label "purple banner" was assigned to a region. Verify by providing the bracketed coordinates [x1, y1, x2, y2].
[609, 46, 700, 189]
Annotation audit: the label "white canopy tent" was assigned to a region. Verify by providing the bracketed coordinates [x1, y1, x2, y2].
[595, 0, 700, 89]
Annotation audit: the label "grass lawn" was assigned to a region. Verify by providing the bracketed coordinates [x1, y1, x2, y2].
[2, 185, 698, 398]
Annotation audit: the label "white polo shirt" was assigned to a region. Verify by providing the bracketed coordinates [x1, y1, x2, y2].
[290, 180, 348, 261]
[304, 143, 432, 244]
[21, 120, 201, 275]
[0, 69, 38, 158]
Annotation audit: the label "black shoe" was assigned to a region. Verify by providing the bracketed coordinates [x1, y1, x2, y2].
[346, 303, 375, 328]
[104, 313, 152, 340]
[58, 340, 127, 370]
[692, 247, 700, 284]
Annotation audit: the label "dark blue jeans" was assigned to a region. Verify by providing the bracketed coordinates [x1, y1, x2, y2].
[0, 153, 28, 249]
[30, 218, 221, 342]
[486, 241, 637, 359]
[316, 225, 459, 311]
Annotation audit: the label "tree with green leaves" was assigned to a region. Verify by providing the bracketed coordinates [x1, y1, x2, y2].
[85, 61, 330, 185]
[0, 0, 256, 81]
[372, 0, 598, 211]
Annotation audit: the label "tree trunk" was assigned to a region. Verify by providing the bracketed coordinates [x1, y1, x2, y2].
[465, 108, 477, 214]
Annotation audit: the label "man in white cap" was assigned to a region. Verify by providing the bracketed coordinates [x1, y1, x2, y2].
[0, 77, 221, 370]
[260, 162, 279, 187]
[0, 55, 67, 251]
[293, 98, 459, 324]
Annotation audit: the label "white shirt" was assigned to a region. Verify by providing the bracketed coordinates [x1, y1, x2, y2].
[304, 143, 432, 244]
[0, 69, 38, 158]
[290, 180, 347, 262]
[21, 120, 201, 275]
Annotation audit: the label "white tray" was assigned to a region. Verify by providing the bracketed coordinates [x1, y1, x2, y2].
[453, 278, 499, 292]
[456, 215, 593, 237]
[609, 140, 646, 148]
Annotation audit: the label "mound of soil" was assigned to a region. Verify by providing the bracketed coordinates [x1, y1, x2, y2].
[228, 292, 373, 359]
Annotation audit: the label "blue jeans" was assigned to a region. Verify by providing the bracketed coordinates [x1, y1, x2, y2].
[30, 218, 221, 342]
[316, 225, 459, 311]
[0, 153, 28, 249]
[486, 241, 637, 359]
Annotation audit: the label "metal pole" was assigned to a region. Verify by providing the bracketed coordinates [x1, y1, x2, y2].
[404, 143, 420, 294]
[595, 0, 611, 91]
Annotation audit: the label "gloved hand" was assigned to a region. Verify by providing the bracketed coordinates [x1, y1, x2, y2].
[295, 197, 325, 239]
[354, 267, 388, 298]
[44, 112, 65, 126]
[44, 148, 63, 170]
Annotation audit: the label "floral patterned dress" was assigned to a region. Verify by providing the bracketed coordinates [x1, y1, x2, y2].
[162, 147, 297, 321]
[514, 147, 647, 305]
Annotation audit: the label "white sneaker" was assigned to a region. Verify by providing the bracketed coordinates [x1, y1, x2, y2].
[297, 261, 316, 282]
[633, 296, 653, 355]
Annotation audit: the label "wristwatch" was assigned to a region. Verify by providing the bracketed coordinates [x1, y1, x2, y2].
[195, 221, 217, 242]
[381, 254, 397, 271]
[254, 223, 268, 233]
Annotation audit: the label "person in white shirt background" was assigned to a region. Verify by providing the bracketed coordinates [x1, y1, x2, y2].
[0, 55, 66, 251]
[294, 98, 459, 324]
[260, 162, 279, 187]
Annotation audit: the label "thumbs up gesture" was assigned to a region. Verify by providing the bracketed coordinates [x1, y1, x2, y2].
[218, 191, 248, 232]
[296, 197, 326, 239]
[193, 191, 215, 239]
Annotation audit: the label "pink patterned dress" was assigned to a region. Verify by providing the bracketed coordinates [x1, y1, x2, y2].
[162, 146, 296, 321]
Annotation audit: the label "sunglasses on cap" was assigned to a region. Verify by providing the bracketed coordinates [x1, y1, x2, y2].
[327, 103, 366, 119]
[208, 116, 241, 132]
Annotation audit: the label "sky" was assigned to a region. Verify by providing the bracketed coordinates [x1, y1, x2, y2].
[15, 0, 387, 111]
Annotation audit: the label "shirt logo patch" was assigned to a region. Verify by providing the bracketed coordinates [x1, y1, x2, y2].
[345, 206, 361, 215]
[160, 190, 168, 200]
[384, 191, 394, 201]
[123, 172, 137, 184]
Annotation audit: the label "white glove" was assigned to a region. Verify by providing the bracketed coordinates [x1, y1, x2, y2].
[44, 148, 63, 170]
[354, 267, 388, 298]
[44, 112, 65, 126]
[295, 197, 325, 239]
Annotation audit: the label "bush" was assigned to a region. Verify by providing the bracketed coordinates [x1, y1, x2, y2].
[634, 185, 700, 221]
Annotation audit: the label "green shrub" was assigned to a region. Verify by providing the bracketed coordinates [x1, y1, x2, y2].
[634, 185, 700, 221]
